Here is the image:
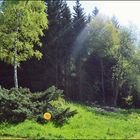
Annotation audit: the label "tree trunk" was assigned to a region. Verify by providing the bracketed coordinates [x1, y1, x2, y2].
[67, 57, 72, 99]
[111, 79, 115, 105]
[13, 23, 19, 89]
[65, 57, 69, 97]
[113, 79, 125, 106]
[14, 44, 18, 88]
[55, 46, 58, 87]
[114, 81, 119, 106]
[100, 59, 105, 104]
[79, 50, 82, 101]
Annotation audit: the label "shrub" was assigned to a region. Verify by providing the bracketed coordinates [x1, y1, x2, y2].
[0, 87, 34, 123]
[0, 86, 77, 125]
[32, 86, 77, 125]
[123, 95, 133, 106]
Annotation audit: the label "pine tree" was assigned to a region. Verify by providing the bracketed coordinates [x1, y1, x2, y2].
[111, 16, 120, 29]
[34, 0, 74, 94]
[72, 0, 87, 100]
[92, 6, 99, 17]
[73, 0, 86, 34]
[16, 0, 73, 92]
[60, 3, 74, 96]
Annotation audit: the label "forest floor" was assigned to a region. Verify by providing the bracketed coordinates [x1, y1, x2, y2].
[0, 103, 140, 139]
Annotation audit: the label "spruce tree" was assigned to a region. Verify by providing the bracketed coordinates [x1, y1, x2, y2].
[72, 0, 86, 100]
[92, 6, 99, 17]
[73, 0, 86, 34]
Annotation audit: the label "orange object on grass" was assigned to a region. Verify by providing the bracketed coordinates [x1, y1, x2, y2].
[43, 112, 51, 120]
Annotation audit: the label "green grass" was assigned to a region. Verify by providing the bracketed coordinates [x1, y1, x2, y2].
[0, 103, 140, 139]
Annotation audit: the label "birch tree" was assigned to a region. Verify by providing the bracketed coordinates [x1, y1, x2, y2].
[0, 0, 48, 88]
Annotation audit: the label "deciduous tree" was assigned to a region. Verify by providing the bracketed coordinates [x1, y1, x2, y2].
[0, 0, 48, 88]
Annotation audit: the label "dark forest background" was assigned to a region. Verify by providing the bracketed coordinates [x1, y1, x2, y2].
[1, 0, 140, 108]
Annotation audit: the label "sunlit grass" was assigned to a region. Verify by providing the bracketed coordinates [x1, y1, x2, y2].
[0, 103, 140, 139]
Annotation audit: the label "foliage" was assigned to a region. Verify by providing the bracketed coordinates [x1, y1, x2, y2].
[0, 0, 48, 65]
[0, 87, 33, 123]
[76, 14, 140, 107]
[123, 95, 133, 106]
[31, 86, 77, 125]
[78, 15, 120, 103]
[92, 6, 99, 17]
[0, 86, 77, 125]
[87, 14, 120, 58]
[20, 0, 75, 92]
[73, 0, 86, 34]
[1, 1, 140, 108]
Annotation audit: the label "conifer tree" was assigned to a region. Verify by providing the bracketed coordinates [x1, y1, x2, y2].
[72, 0, 87, 100]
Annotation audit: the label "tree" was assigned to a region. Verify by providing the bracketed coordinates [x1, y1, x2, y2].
[92, 6, 99, 17]
[111, 16, 120, 29]
[83, 15, 120, 104]
[18, 0, 74, 92]
[45, 0, 73, 89]
[73, 0, 86, 34]
[45, 0, 65, 88]
[84, 17, 140, 106]
[58, 1, 74, 96]
[112, 26, 136, 106]
[0, 0, 48, 88]
[72, 0, 86, 100]
[87, 14, 92, 23]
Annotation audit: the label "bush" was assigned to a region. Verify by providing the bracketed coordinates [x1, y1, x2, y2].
[31, 86, 77, 125]
[0, 87, 33, 123]
[0, 86, 77, 125]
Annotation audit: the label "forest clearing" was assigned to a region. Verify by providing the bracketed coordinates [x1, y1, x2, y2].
[0, 0, 140, 139]
[1, 103, 140, 139]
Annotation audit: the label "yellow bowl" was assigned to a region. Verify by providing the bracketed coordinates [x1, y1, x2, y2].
[43, 112, 51, 120]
